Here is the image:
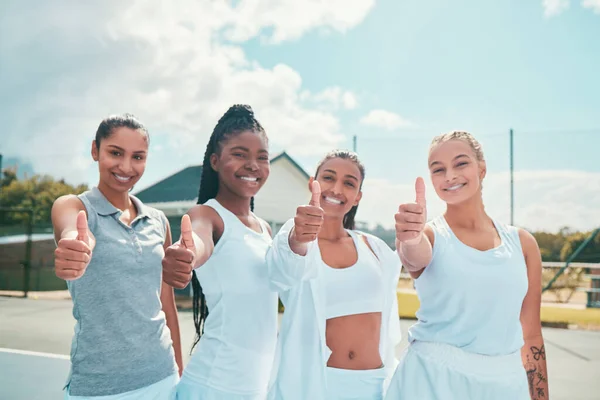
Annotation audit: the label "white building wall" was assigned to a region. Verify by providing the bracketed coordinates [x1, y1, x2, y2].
[253, 157, 310, 232]
[147, 156, 310, 233]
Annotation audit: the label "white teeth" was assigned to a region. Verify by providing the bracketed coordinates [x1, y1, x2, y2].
[446, 184, 464, 191]
[324, 197, 342, 205]
[114, 174, 132, 182]
[240, 176, 258, 182]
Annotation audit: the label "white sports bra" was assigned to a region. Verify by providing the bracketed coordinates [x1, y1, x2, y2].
[320, 230, 384, 320]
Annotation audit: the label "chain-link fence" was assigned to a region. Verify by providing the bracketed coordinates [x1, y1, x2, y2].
[0, 207, 65, 296]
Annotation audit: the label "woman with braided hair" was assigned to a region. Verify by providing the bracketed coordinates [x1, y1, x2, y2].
[161, 105, 278, 399]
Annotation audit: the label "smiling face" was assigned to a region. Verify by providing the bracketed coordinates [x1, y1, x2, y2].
[210, 130, 270, 199]
[313, 156, 363, 220]
[428, 138, 486, 205]
[92, 126, 148, 193]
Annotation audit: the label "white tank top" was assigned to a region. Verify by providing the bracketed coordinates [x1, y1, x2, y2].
[182, 199, 279, 396]
[320, 230, 384, 319]
[408, 215, 528, 356]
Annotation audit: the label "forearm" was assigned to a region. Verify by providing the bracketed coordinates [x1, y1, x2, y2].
[521, 335, 549, 400]
[396, 233, 432, 272]
[162, 287, 184, 375]
[288, 227, 309, 256]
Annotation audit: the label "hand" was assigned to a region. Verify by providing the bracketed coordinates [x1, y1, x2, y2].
[291, 180, 324, 243]
[162, 214, 196, 289]
[54, 210, 93, 280]
[395, 177, 427, 245]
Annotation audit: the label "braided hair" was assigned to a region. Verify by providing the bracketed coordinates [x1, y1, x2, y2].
[314, 149, 365, 230]
[191, 104, 267, 351]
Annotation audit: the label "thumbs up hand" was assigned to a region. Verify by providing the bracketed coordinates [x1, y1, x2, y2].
[291, 180, 324, 244]
[55, 210, 94, 281]
[395, 177, 428, 245]
[162, 214, 196, 289]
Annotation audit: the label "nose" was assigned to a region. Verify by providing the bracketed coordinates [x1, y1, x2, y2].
[119, 158, 133, 174]
[245, 159, 259, 172]
[332, 180, 344, 195]
[445, 168, 457, 183]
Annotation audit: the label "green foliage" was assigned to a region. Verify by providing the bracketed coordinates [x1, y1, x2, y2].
[560, 231, 600, 263]
[0, 167, 88, 226]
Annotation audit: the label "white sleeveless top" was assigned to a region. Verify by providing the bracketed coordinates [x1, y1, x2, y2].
[182, 199, 279, 396]
[320, 230, 384, 319]
[408, 215, 529, 356]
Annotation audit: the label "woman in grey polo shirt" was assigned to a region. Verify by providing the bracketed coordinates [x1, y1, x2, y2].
[52, 114, 183, 399]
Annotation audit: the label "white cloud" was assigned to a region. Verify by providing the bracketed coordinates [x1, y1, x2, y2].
[357, 170, 600, 233]
[223, 0, 376, 44]
[303, 87, 358, 110]
[543, 0, 570, 17]
[582, 0, 600, 13]
[0, 0, 372, 185]
[360, 110, 415, 130]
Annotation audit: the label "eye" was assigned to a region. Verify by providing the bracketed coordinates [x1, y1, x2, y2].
[259, 156, 269, 161]
[432, 168, 444, 174]
[345, 181, 355, 188]
[323, 176, 333, 181]
[134, 155, 144, 161]
[111, 151, 121, 157]
[456, 161, 468, 167]
[233, 153, 244, 158]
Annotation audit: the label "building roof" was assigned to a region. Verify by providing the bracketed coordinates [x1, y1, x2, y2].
[134, 151, 308, 204]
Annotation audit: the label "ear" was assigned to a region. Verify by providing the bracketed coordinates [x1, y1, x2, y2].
[353, 190, 363, 207]
[210, 153, 218, 172]
[91, 140, 99, 161]
[308, 176, 315, 193]
[479, 160, 487, 181]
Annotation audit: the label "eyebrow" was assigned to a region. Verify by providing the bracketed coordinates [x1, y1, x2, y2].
[106, 144, 146, 154]
[429, 153, 469, 167]
[230, 146, 269, 154]
[323, 169, 359, 181]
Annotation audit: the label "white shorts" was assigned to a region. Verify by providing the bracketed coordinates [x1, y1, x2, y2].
[176, 375, 267, 400]
[64, 373, 178, 400]
[325, 365, 387, 400]
[385, 341, 530, 400]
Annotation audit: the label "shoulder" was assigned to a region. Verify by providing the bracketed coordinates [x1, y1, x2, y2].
[516, 227, 540, 255]
[187, 203, 223, 231]
[52, 194, 86, 215]
[143, 203, 166, 221]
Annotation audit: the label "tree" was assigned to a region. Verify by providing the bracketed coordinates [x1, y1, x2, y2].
[560, 231, 600, 263]
[0, 170, 88, 226]
[532, 231, 569, 262]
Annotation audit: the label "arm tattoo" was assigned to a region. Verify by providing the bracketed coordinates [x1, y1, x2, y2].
[525, 350, 548, 400]
[530, 344, 546, 361]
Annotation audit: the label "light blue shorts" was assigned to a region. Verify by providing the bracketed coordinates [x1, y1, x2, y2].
[176, 375, 267, 400]
[385, 341, 530, 400]
[64, 373, 178, 400]
[325, 365, 387, 400]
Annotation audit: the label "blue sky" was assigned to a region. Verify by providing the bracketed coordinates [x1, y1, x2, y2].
[1, 0, 598, 232]
[243, 0, 600, 176]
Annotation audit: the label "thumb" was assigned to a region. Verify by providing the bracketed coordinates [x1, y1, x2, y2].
[415, 177, 426, 207]
[180, 214, 195, 250]
[76, 210, 89, 244]
[309, 180, 321, 207]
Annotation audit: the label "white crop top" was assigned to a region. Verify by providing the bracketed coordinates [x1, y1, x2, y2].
[320, 230, 384, 320]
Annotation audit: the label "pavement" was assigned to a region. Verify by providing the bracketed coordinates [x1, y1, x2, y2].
[1, 296, 599, 400]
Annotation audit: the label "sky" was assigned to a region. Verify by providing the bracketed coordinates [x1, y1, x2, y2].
[1, 0, 598, 233]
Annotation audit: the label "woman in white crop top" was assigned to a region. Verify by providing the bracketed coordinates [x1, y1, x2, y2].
[266, 150, 402, 400]
[161, 105, 278, 400]
[385, 131, 549, 400]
